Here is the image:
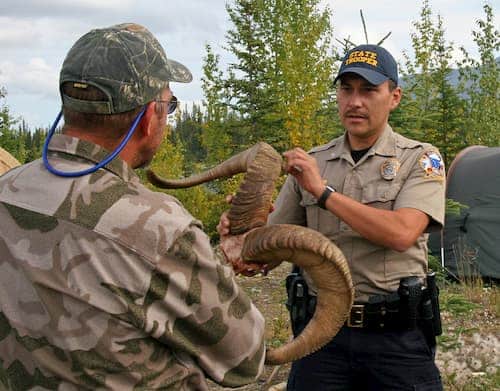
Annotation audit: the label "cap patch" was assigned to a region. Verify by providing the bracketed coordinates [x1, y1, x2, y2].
[345, 50, 378, 67]
[419, 150, 444, 180]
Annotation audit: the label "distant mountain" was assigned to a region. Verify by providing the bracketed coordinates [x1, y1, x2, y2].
[401, 56, 500, 91]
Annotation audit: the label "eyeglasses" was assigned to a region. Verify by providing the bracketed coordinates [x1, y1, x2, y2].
[155, 95, 178, 114]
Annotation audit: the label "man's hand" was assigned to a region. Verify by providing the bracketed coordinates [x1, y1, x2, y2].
[219, 226, 269, 277]
[215, 196, 233, 237]
[217, 195, 271, 277]
[283, 148, 325, 199]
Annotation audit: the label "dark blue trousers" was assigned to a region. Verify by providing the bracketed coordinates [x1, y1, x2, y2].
[287, 326, 443, 391]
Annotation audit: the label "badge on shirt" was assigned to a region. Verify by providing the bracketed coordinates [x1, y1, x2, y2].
[419, 150, 445, 180]
[380, 158, 400, 180]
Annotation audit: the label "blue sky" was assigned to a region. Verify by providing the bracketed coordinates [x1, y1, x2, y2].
[0, 0, 496, 129]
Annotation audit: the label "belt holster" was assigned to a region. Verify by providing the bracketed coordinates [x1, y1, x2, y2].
[419, 271, 443, 347]
[286, 267, 316, 337]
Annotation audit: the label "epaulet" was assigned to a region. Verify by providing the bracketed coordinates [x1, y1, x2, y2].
[308, 138, 339, 154]
[394, 132, 426, 150]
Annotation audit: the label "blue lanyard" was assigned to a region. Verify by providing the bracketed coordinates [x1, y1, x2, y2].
[42, 107, 146, 177]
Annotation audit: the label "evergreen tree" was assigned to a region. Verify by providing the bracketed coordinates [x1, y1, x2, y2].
[458, 3, 499, 147]
[26, 127, 47, 162]
[0, 87, 24, 162]
[203, 0, 336, 152]
[223, 0, 281, 147]
[395, 0, 466, 166]
[173, 102, 206, 170]
[201, 44, 234, 164]
[0, 85, 48, 164]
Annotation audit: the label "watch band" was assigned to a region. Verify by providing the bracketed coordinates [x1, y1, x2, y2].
[317, 185, 336, 209]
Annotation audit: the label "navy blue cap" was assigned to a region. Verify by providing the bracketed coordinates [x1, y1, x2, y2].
[334, 44, 398, 86]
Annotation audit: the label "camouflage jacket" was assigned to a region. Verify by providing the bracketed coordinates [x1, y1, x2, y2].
[0, 135, 265, 390]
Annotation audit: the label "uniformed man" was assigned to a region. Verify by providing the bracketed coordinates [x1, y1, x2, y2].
[270, 44, 445, 390]
[0, 23, 265, 390]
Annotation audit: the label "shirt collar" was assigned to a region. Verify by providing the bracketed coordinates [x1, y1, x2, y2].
[369, 124, 397, 157]
[326, 124, 397, 161]
[326, 133, 351, 161]
[47, 134, 139, 183]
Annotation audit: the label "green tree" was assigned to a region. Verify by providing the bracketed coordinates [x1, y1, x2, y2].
[200, 44, 246, 235]
[223, 0, 278, 147]
[0, 86, 47, 164]
[194, 0, 338, 236]
[458, 3, 499, 147]
[395, 0, 466, 166]
[201, 44, 234, 165]
[25, 127, 47, 162]
[271, 0, 336, 151]
[0, 87, 22, 160]
[148, 124, 223, 240]
[172, 102, 206, 171]
[203, 0, 336, 152]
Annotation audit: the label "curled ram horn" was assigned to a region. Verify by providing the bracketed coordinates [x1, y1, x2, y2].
[148, 142, 282, 234]
[147, 142, 353, 365]
[0, 147, 21, 176]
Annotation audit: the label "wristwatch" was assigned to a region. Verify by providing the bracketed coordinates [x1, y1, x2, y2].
[317, 185, 336, 209]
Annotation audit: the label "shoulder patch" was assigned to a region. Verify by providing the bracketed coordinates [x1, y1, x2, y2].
[419, 150, 445, 180]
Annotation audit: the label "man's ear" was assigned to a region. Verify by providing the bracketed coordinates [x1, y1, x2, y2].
[390, 87, 402, 111]
[136, 101, 157, 138]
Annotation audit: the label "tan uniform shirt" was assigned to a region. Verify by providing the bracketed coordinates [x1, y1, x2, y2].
[0, 135, 265, 390]
[269, 125, 445, 302]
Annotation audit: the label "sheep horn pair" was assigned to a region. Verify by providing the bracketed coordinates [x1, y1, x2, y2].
[147, 142, 353, 365]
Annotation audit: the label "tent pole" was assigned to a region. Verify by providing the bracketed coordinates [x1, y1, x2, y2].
[440, 228, 445, 269]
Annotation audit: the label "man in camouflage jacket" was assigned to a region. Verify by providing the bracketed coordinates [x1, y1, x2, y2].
[0, 23, 265, 390]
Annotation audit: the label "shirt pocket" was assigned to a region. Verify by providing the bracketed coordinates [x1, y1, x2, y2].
[300, 192, 340, 236]
[361, 182, 401, 210]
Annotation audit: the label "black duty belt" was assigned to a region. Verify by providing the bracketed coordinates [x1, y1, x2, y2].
[345, 291, 427, 330]
[346, 303, 403, 329]
[287, 270, 439, 333]
[345, 304, 394, 329]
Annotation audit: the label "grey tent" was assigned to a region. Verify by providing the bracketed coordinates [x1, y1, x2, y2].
[0, 146, 21, 175]
[429, 146, 500, 280]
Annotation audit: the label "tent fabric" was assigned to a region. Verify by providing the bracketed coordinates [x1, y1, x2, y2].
[429, 146, 500, 280]
[0, 146, 21, 175]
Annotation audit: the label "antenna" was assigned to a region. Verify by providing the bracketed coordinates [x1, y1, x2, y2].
[377, 32, 392, 45]
[336, 10, 392, 49]
[360, 10, 369, 44]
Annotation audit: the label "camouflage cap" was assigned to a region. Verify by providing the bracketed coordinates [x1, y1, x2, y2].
[60, 23, 192, 114]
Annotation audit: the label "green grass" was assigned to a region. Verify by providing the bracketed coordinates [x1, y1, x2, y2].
[436, 282, 499, 390]
[440, 292, 479, 315]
